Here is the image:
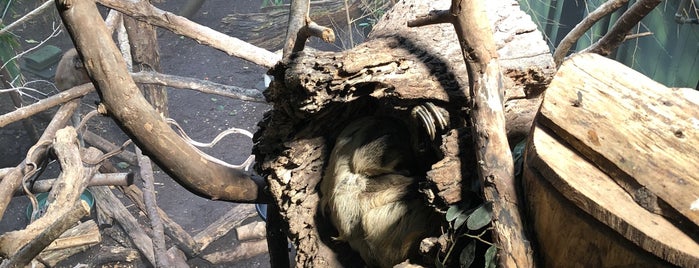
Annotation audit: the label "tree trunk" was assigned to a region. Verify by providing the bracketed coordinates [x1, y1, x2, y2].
[253, 0, 554, 266]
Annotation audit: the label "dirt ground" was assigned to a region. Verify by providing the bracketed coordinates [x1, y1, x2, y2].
[0, 0, 317, 266]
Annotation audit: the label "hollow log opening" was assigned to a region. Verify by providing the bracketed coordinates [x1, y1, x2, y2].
[253, 0, 554, 266]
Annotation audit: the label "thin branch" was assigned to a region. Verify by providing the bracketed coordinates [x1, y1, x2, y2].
[0, 1, 54, 36]
[136, 147, 170, 267]
[553, 0, 629, 66]
[0, 83, 93, 128]
[97, 0, 280, 68]
[131, 71, 265, 102]
[583, 0, 662, 56]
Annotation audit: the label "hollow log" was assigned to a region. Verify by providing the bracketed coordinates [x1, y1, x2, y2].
[253, 0, 554, 266]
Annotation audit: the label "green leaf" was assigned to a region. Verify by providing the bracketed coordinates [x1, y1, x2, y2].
[446, 205, 463, 222]
[454, 212, 468, 230]
[459, 240, 476, 268]
[484, 245, 497, 268]
[466, 202, 492, 230]
[25, 39, 38, 44]
[116, 162, 130, 169]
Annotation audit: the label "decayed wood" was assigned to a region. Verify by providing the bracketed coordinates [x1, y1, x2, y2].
[537, 53, 699, 233]
[525, 124, 699, 267]
[89, 185, 156, 266]
[236, 221, 266, 241]
[95, 246, 140, 265]
[56, 0, 268, 203]
[254, 0, 553, 266]
[42, 220, 100, 252]
[0, 127, 92, 266]
[192, 204, 257, 252]
[96, 0, 280, 68]
[201, 239, 268, 264]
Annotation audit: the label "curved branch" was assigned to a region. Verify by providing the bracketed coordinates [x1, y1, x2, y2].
[553, 0, 629, 66]
[583, 0, 661, 56]
[56, 0, 270, 203]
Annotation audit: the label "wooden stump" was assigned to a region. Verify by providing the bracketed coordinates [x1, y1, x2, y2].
[524, 53, 699, 267]
[253, 0, 554, 266]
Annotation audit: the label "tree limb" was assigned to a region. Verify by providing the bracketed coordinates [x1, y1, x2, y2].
[56, 0, 270, 203]
[583, 0, 661, 56]
[96, 0, 280, 68]
[409, 0, 535, 266]
[0, 99, 79, 220]
[553, 0, 629, 66]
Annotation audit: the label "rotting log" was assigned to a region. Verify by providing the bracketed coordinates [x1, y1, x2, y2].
[55, 0, 269, 203]
[253, 0, 554, 266]
[525, 53, 699, 267]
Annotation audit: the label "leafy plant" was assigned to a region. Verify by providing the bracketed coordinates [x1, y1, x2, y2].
[440, 199, 496, 267]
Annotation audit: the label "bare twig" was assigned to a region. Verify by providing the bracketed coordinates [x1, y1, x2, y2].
[136, 147, 170, 267]
[131, 71, 265, 102]
[583, 0, 662, 56]
[0, 1, 54, 36]
[97, 0, 280, 68]
[553, 0, 629, 66]
[282, 0, 335, 61]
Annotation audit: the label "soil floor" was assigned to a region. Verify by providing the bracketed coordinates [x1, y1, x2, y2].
[0, 0, 336, 266]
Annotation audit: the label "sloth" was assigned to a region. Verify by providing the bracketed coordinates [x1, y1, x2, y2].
[320, 116, 438, 268]
[55, 48, 90, 91]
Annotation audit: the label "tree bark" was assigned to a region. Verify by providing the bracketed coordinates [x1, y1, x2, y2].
[254, 0, 554, 266]
[55, 0, 269, 203]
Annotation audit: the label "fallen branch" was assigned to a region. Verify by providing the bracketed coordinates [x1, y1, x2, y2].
[201, 239, 268, 264]
[8, 173, 134, 196]
[0, 127, 94, 266]
[131, 71, 265, 103]
[236, 221, 266, 241]
[97, 0, 280, 68]
[135, 147, 170, 267]
[89, 185, 156, 266]
[120, 185, 200, 257]
[0, 100, 79, 220]
[553, 0, 629, 66]
[192, 204, 257, 252]
[57, 0, 270, 203]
